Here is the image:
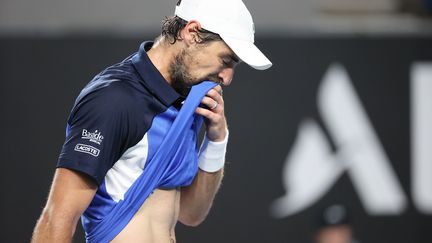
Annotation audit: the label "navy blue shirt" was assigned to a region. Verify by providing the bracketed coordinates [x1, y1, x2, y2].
[58, 41, 182, 185]
[57, 42, 203, 240]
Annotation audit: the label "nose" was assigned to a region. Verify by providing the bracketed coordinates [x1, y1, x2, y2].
[218, 68, 234, 86]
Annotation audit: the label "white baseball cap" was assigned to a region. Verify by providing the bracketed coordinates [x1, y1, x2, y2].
[175, 0, 272, 70]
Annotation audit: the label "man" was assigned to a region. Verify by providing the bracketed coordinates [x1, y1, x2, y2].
[32, 0, 271, 242]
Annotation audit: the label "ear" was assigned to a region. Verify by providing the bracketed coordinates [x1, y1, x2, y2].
[179, 20, 202, 47]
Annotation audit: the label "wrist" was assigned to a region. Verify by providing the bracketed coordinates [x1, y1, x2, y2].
[198, 129, 229, 172]
[206, 125, 228, 142]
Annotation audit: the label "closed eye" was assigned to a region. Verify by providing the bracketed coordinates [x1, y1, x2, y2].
[222, 57, 236, 68]
[219, 52, 240, 68]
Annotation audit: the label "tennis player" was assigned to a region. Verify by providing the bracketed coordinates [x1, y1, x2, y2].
[32, 0, 271, 242]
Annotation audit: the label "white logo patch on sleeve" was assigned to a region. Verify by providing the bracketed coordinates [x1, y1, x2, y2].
[81, 129, 104, 145]
[74, 143, 100, 157]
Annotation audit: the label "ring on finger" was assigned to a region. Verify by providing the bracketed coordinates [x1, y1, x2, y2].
[210, 101, 218, 110]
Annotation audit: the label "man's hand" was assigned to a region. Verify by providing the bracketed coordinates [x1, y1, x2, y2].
[180, 84, 227, 226]
[195, 85, 227, 142]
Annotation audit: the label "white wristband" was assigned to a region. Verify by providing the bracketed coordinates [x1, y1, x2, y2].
[198, 130, 229, 172]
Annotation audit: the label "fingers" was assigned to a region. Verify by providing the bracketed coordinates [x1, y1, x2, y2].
[196, 85, 228, 142]
[196, 85, 224, 119]
[199, 84, 223, 108]
[195, 106, 217, 120]
[201, 96, 222, 111]
[195, 106, 226, 125]
[206, 85, 224, 104]
[213, 85, 223, 96]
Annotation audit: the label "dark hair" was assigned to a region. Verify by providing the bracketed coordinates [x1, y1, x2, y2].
[161, 16, 222, 44]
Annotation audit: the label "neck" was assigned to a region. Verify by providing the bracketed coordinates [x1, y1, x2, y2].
[147, 37, 179, 85]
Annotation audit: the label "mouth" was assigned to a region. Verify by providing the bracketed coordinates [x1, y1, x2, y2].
[203, 75, 222, 85]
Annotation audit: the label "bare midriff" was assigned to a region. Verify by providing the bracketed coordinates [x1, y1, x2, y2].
[110, 188, 180, 243]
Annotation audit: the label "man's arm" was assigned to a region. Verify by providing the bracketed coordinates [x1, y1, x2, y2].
[180, 168, 224, 226]
[32, 168, 97, 243]
[179, 85, 227, 226]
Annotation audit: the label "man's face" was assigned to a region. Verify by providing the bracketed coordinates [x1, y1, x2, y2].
[169, 40, 240, 96]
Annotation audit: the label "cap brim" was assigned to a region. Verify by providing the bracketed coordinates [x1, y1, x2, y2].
[221, 36, 272, 70]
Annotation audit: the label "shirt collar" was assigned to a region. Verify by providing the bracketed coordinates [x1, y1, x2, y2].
[132, 41, 181, 106]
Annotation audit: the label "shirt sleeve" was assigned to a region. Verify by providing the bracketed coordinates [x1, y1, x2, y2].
[57, 83, 134, 185]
